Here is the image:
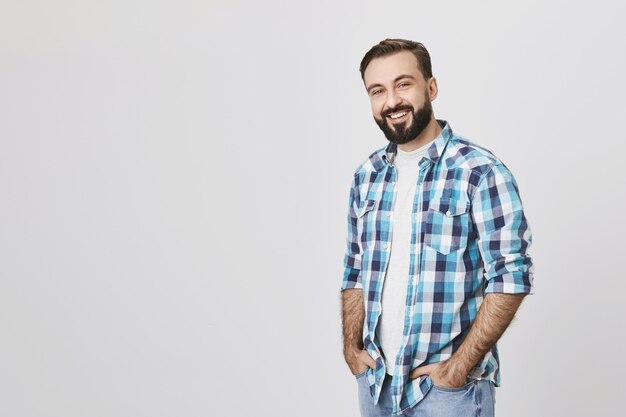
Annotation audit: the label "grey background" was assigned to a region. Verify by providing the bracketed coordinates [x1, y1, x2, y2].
[1, 0, 624, 416]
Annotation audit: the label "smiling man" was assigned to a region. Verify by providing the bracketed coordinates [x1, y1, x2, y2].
[340, 39, 535, 416]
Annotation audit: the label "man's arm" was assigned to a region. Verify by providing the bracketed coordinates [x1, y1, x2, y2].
[410, 293, 525, 385]
[411, 163, 534, 386]
[342, 289, 376, 375]
[340, 173, 376, 375]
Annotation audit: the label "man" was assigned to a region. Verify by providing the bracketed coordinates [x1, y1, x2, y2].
[340, 39, 534, 417]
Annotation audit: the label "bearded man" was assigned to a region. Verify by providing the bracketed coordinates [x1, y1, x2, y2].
[340, 39, 535, 417]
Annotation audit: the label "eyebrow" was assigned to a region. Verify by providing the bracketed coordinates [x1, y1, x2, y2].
[366, 74, 417, 93]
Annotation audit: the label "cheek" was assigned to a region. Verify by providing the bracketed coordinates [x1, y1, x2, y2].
[370, 101, 384, 118]
[404, 93, 421, 107]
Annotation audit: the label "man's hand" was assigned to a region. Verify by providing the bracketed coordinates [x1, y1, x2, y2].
[345, 347, 377, 376]
[409, 359, 468, 388]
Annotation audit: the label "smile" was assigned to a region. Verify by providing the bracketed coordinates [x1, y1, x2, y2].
[387, 111, 410, 122]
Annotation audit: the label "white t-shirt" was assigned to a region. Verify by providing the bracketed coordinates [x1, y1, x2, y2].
[376, 139, 434, 375]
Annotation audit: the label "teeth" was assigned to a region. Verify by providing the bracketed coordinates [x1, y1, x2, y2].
[389, 111, 408, 119]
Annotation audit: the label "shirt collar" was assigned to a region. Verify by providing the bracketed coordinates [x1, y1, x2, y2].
[382, 119, 453, 167]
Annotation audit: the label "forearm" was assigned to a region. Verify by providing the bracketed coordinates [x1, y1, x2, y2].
[448, 293, 526, 375]
[341, 288, 365, 358]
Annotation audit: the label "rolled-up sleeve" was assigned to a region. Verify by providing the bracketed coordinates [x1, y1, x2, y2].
[471, 163, 534, 294]
[341, 173, 363, 291]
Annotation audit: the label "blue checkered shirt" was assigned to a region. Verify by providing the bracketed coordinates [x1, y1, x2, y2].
[341, 120, 534, 415]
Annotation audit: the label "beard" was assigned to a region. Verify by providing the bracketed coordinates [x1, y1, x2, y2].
[374, 97, 433, 145]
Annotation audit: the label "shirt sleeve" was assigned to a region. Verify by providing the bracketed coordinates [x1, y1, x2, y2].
[341, 173, 363, 291]
[471, 163, 535, 294]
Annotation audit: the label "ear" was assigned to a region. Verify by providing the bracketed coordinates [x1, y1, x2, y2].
[427, 77, 438, 101]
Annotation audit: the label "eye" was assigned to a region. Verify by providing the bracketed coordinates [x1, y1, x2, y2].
[371, 89, 382, 96]
[398, 82, 410, 88]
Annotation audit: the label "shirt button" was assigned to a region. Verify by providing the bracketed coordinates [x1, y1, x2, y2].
[383, 243, 389, 249]
[385, 212, 391, 217]
[446, 210, 452, 216]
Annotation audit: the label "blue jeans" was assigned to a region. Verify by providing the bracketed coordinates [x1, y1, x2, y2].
[355, 371, 495, 417]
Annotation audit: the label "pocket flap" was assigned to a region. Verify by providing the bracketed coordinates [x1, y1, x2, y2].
[357, 199, 377, 218]
[429, 197, 470, 216]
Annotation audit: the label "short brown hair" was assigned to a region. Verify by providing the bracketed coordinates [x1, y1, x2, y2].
[359, 38, 432, 81]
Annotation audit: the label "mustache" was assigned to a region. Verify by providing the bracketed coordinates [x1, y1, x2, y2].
[382, 106, 414, 118]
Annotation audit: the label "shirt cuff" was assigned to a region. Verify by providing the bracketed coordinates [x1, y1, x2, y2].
[484, 271, 534, 295]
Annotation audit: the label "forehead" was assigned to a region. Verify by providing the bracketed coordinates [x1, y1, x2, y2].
[363, 50, 423, 86]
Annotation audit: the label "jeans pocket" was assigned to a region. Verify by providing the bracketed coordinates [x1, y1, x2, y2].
[431, 379, 475, 392]
[423, 379, 480, 417]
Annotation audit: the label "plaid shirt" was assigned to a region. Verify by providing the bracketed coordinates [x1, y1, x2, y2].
[341, 120, 534, 415]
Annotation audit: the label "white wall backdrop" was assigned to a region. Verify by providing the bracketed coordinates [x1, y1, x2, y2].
[1, 1, 625, 416]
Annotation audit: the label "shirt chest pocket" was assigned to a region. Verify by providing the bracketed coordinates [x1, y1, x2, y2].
[423, 197, 471, 255]
[356, 199, 377, 248]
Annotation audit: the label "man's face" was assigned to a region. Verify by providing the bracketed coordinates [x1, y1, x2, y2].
[363, 51, 435, 145]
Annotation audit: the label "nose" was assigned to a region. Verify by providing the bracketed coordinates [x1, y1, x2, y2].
[384, 91, 402, 113]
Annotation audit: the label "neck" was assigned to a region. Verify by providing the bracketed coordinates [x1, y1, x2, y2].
[397, 117, 441, 152]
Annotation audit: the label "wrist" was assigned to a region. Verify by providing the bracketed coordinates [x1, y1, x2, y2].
[344, 344, 363, 358]
[445, 355, 473, 377]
